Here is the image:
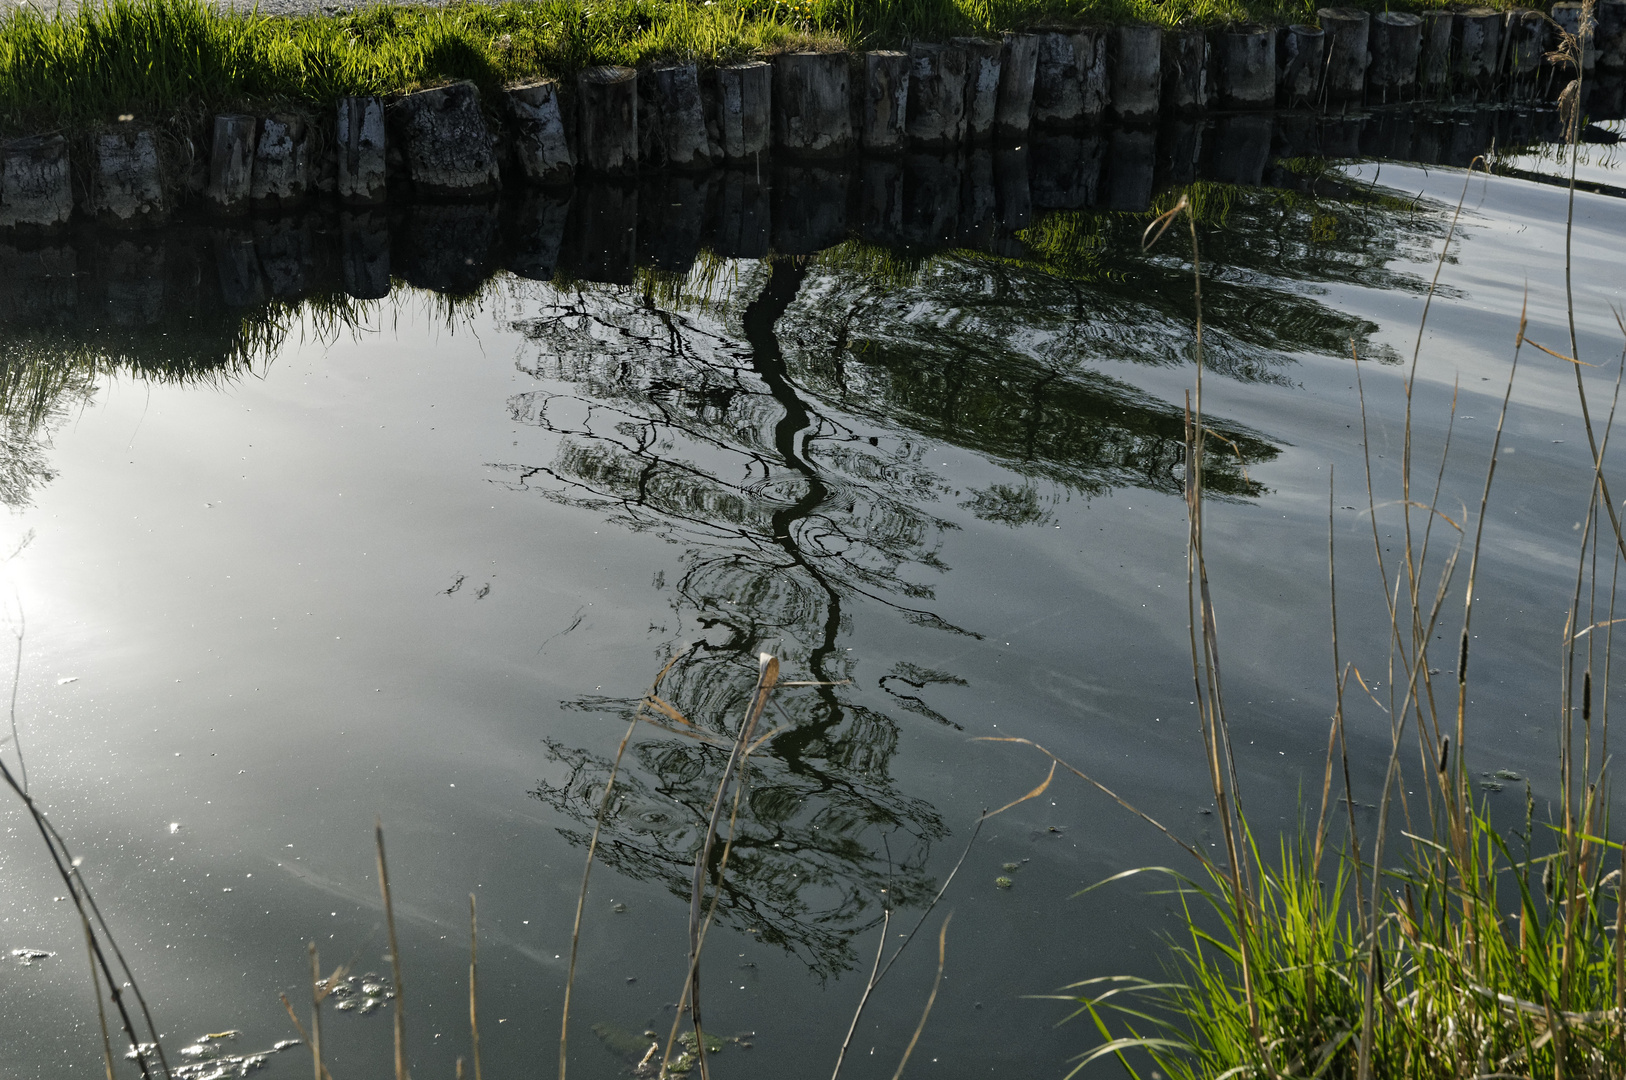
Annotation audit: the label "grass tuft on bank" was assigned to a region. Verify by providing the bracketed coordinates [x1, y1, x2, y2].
[0, 0, 1470, 134]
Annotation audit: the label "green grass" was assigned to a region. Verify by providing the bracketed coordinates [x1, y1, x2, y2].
[0, 0, 1478, 136]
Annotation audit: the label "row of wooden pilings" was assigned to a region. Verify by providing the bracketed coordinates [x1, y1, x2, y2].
[1, 2, 1623, 233]
[0, 103, 1590, 323]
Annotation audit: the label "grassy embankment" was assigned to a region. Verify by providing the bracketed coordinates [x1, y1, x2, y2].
[0, 0, 1482, 138]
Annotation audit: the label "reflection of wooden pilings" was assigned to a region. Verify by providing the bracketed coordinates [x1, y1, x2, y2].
[714, 169, 770, 257]
[340, 211, 390, 300]
[1, 134, 74, 231]
[1502, 9, 1546, 99]
[773, 52, 853, 157]
[577, 67, 640, 177]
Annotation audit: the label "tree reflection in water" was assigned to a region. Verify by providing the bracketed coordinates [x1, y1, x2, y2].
[513, 237, 1281, 978]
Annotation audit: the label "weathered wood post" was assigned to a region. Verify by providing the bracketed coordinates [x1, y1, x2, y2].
[996, 33, 1040, 137]
[1214, 25, 1276, 108]
[1553, 2, 1599, 73]
[1033, 29, 1108, 127]
[1502, 9, 1547, 97]
[391, 82, 502, 197]
[337, 96, 387, 205]
[1319, 8, 1371, 101]
[907, 42, 969, 146]
[205, 114, 256, 216]
[956, 37, 1003, 140]
[506, 79, 574, 186]
[251, 113, 312, 209]
[1368, 12, 1422, 102]
[715, 61, 772, 161]
[642, 63, 713, 170]
[1, 135, 74, 231]
[1420, 12, 1455, 94]
[1111, 24, 1162, 122]
[1598, 0, 1626, 70]
[773, 52, 853, 156]
[862, 50, 910, 153]
[1162, 28, 1208, 112]
[1453, 9, 1503, 91]
[1278, 24, 1325, 106]
[577, 66, 640, 176]
[93, 126, 167, 228]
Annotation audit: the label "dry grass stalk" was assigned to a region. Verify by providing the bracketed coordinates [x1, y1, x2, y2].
[559, 644, 689, 1080]
[82, 912, 117, 1080]
[469, 894, 482, 1080]
[887, 914, 952, 1080]
[376, 820, 409, 1080]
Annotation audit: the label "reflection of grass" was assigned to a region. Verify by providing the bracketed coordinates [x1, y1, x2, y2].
[3, 0, 1473, 135]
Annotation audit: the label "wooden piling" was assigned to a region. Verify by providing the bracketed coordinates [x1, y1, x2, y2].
[507, 79, 575, 187]
[996, 33, 1041, 137]
[1111, 24, 1162, 122]
[577, 66, 640, 176]
[336, 96, 387, 206]
[907, 43, 970, 147]
[1, 134, 74, 231]
[715, 61, 772, 161]
[1368, 12, 1422, 103]
[1318, 8, 1371, 101]
[773, 52, 853, 157]
[862, 51, 910, 153]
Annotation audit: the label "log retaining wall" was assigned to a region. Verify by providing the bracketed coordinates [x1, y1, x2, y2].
[1, 5, 1621, 235]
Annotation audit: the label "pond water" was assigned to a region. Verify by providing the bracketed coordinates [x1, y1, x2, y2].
[2, 101, 1626, 1080]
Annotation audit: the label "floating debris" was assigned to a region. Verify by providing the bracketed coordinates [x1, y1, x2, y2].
[131, 1034, 296, 1080]
[1479, 780, 1504, 792]
[1001, 862, 1021, 873]
[329, 972, 396, 1015]
[592, 1022, 747, 1077]
[11, 948, 53, 966]
[994, 876, 1014, 889]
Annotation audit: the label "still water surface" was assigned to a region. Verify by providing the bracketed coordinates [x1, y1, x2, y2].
[2, 117, 1625, 1079]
